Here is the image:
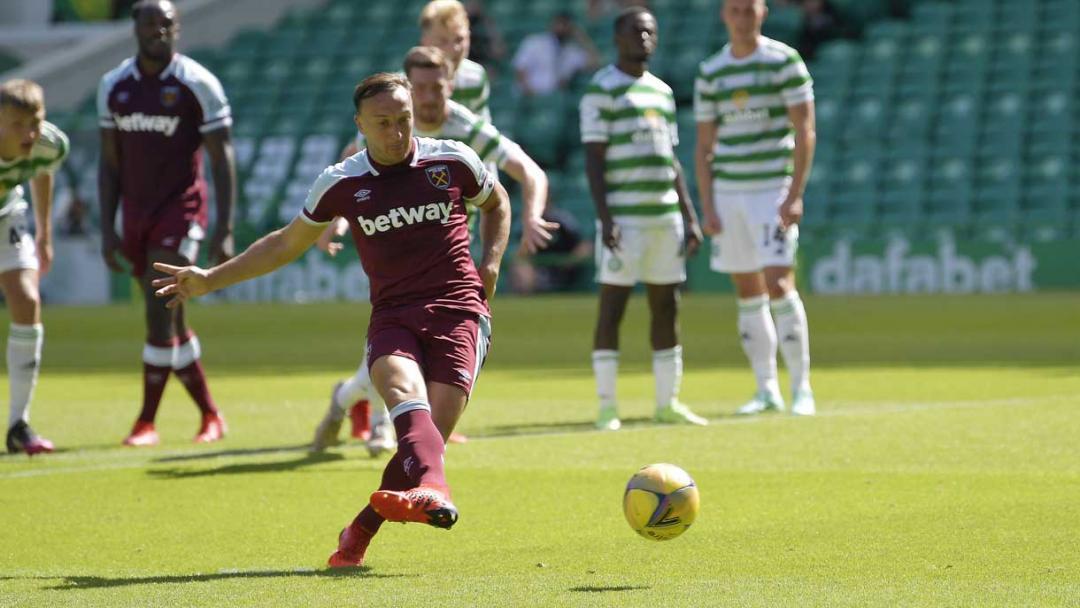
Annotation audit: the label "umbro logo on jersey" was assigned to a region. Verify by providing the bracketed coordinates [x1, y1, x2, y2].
[354, 189, 372, 201]
[355, 201, 454, 236]
[113, 112, 181, 136]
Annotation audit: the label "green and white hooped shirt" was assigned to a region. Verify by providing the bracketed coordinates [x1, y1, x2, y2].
[694, 37, 813, 192]
[0, 120, 68, 216]
[580, 65, 682, 227]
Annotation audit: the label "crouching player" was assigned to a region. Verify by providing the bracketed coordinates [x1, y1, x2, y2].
[0, 79, 68, 455]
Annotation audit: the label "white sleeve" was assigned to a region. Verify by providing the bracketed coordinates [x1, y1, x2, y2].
[97, 76, 115, 129]
[187, 66, 233, 133]
[300, 165, 341, 225]
[779, 53, 814, 108]
[693, 64, 717, 123]
[452, 142, 496, 206]
[579, 84, 612, 144]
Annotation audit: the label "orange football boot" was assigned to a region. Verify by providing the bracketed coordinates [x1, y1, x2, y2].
[370, 486, 458, 529]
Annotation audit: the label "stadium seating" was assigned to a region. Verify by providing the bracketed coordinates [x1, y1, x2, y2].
[46, 0, 1080, 253]
[807, 0, 1080, 241]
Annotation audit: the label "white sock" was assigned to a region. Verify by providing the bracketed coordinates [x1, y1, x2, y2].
[771, 290, 811, 395]
[737, 296, 780, 397]
[334, 362, 372, 413]
[592, 350, 618, 409]
[8, 323, 43, 428]
[653, 345, 682, 409]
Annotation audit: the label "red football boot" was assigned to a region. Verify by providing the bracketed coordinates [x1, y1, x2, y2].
[122, 420, 159, 447]
[194, 412, 227, 443]
[349, 400, 371, 440]
[327, 525, 371, 568]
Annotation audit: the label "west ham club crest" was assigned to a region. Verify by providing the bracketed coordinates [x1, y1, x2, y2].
[425, 164, 451, 190]
[160, 86, 180, 108]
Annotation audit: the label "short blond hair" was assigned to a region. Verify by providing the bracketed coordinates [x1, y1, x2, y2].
[403, 46, 451, 78]
[0, 79, 44, 114]
[418, 0, 468, 31]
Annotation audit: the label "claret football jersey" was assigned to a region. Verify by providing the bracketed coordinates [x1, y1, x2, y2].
[301, 137, 497, 315]
[98, 54, 231, 219]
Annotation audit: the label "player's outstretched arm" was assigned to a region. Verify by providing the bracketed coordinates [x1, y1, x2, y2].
[499, 147, 557, 255]
[28, 172, 54, 277]
[152, 216, 325, 308]
[476, 181, 511, 299]
[694, 121, 720, 236]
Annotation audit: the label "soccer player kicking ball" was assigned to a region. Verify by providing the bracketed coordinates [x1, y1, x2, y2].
[581, 7, 707, 430]
[694, 0, 816, 416]
[311, 45, 553, 454]
[152, 73, 511, 568]
[98, 0, 236, 445]
[0, 80, 69, 455]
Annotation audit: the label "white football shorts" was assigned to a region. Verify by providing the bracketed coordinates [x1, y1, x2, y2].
[709, 183, 799, 274]
[595, 219, 686, 286]
[0, 203, 39, 274]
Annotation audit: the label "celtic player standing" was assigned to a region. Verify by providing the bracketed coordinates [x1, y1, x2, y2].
[694, 0, 816, 416]
[580, 7, 706, 431]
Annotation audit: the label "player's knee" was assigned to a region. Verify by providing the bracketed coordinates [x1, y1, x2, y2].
[144, 307, 176, 343]
[766, 276, 793, 299]
[6, 287, 39, 324]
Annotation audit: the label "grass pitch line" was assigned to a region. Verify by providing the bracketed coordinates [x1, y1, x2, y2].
[0, 394, 1069, 480]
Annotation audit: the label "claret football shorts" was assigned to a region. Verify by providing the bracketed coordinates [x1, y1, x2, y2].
[367, 306, 492, 397]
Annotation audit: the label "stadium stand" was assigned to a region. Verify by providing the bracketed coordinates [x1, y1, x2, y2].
[43, 0, 1080, 264]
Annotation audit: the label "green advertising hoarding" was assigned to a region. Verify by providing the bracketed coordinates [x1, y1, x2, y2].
[111, 235, 1078, 303]
[685, 236, 1080, 295]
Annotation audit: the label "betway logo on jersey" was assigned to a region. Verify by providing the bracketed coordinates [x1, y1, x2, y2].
[356, 201, 454, 235]
[722, 107, 771, 126]
[112, 112, 181, 136]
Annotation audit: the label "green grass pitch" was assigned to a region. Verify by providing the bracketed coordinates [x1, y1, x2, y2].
[1, 293, 1078, 606]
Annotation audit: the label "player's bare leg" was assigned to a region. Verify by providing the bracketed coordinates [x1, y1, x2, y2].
[765, 265, 813, 415]
[645, 283, 705, 426]
[731, 272, 784, 414]
[0, 269, 51, 454]
[592, 284, 631, 430]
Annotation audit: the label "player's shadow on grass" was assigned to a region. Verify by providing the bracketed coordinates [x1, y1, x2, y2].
[152, 444, 311, 463]
[147, 451, 345, 479]
[483, 415, 692, 438]
[38, 568, 413, 590]
[570, 585, 651, 593]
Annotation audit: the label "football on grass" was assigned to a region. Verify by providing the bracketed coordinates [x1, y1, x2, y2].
[623, 463, 699, 541]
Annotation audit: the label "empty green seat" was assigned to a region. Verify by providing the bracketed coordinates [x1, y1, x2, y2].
[1020, 208, 1069, 242]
